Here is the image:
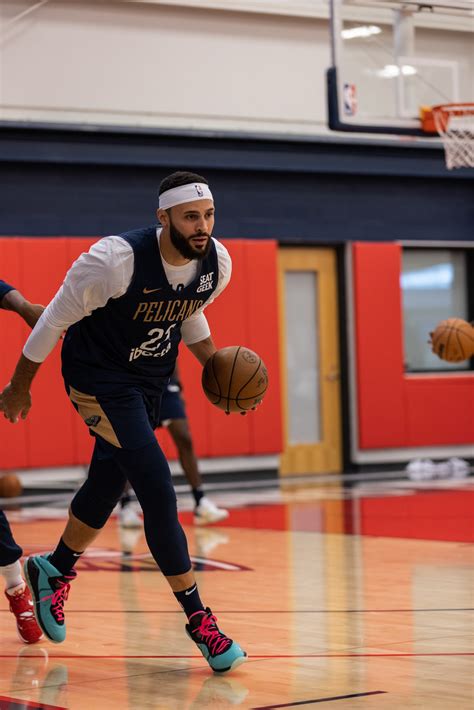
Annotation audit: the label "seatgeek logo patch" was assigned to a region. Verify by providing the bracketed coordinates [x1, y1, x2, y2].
[196, 272, 214, 293]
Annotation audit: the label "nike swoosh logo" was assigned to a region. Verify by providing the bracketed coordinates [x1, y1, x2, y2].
[143, 287, 162, 294]
[185, 585, 197, 596]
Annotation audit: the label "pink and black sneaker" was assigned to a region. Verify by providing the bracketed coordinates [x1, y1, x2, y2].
[186, 607, 247, 673]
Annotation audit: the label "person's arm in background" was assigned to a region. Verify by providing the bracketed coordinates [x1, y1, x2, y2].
[0, 280, 44, 329]
[0, 279, 45, 422]
[170, 362, 183, 394]
[0, 238, 133, 424]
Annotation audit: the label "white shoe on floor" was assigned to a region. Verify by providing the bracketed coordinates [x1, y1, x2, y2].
[118, 525, 142, 555]
[194, 496, 229, 526]
[118, 504, 142, 529]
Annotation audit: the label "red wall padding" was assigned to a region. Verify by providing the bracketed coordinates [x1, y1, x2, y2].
[0, 237, 282, 469]
[353, 242, 474, 449]
[353, 242, 406, 447]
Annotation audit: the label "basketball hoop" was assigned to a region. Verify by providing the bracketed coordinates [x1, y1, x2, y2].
[424, 104, 474, 170]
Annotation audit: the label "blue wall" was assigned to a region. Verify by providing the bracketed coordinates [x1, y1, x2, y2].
[0, 124, 472, 241]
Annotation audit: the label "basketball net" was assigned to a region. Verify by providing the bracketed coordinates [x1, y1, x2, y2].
[432, 104, 474, 170]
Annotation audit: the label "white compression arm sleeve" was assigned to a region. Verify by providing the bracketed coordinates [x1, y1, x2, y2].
[180, 240, 232, 345]
[23, 236, 133, 363]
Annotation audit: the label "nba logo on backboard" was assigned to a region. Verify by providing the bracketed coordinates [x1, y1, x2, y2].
[343, 83, 357, 116]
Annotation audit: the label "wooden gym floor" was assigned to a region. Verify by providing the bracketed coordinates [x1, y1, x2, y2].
[1, 475, 473, 709]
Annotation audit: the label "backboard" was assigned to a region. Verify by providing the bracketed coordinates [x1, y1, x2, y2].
[327, 0, 474, 135]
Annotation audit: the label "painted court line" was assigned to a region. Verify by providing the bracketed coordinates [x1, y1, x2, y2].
[0, 653, 472, 660]
[251, 691, 387, 708]
[2, 607, 472, 614]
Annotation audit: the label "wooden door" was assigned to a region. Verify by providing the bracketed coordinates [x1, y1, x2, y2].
[278, 248, 342, 475]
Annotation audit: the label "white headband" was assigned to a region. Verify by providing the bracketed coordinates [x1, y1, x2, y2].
[158, 183, 213, 210]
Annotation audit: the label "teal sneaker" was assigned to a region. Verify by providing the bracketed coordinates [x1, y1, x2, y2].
[186, 608, 247, 673]
[23, 555, 76, 644]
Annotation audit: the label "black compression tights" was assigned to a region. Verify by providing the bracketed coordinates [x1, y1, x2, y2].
[70, 440, 191, 576]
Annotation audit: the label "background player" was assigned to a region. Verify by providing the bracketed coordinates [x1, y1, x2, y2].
[0, 280, 43, 644]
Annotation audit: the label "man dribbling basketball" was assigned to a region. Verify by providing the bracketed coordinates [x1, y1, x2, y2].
[0, 172, 247, 673]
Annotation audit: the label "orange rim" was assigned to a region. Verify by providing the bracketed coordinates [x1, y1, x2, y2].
[431, 103, 474, 133]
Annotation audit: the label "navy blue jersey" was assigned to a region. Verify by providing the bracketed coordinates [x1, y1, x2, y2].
[62, 226, 219, 395]
[0, 280, 15, 302]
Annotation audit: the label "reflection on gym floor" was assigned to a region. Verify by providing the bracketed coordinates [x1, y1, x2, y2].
[1, 477, 473, 709]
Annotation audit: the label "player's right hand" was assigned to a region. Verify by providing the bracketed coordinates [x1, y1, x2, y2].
[0, 383, 32, 423]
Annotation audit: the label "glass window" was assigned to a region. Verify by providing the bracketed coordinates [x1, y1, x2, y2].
[284, 271, 321, 443]
[401, 249, 471, 372]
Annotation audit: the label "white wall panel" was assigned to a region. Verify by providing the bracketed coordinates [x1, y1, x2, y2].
[0, 1, 330, 133]
[0, 1, 472, 135]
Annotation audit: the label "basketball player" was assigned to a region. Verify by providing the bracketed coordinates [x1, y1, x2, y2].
[0, 172, 247, 673]
[0, 280, 43, 643]
[119, 365, 229, 527]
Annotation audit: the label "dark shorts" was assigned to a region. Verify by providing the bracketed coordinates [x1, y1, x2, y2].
[158, 383, 186, 426]
[67, 383, 163, 451]
[0, 509, 22, 566]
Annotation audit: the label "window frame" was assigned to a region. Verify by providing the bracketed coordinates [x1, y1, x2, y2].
[399, 241, 474, 375]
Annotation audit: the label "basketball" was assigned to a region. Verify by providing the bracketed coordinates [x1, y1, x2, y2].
[430, 318, 474, 362]
[202, 346, 269, 414]
[0, 473, 23, 498]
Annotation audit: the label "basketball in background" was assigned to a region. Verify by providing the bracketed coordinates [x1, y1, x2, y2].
[0, 473, 23, 498]
[202, 346, 269, 414]
[430, 318, 474, 362]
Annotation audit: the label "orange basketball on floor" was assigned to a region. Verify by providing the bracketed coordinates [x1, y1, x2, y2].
[202, 346, 269, 414]
[431, 318, 474, 362]
[0, 473, 23, 498]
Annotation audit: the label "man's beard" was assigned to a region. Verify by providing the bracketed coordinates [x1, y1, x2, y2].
[169, 220, 211, 261]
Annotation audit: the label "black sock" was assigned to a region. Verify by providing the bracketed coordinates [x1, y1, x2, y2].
[192, 487, 204, 507]
[120, 493, 132, 508]
[49, 538, 83, 575]
[174, 583, 205, 619]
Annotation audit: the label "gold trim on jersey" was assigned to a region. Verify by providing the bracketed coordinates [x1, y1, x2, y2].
[69, 386, 122, 448]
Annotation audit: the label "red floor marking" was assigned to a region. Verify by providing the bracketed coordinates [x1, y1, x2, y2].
[0, 695, 65, 710]
[358, 489, 474, 543]
[0, 652, 472, 659]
